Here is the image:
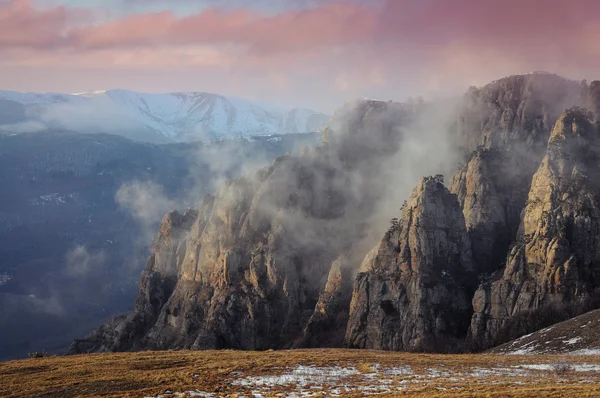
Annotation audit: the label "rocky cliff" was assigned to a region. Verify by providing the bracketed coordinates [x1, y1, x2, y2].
[451, 73, 586, 274]
[457, 72, 584, 154]
[345, 176, 475, 352]
[471, 107, 600, 347]
[72, 73, 600, 354]
[70, 99, 422, 353]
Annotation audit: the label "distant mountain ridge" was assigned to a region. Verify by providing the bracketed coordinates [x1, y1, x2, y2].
[0, 89, 329, 143]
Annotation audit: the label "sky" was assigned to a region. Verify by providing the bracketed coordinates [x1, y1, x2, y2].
[1, 0, 599, 113]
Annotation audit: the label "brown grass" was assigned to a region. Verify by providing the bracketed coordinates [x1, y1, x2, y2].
[1, 349, 600, 397]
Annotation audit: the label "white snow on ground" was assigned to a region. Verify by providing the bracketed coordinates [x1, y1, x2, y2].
[383, 366, 413, 376]
[520, 364, 600, 372]
[572, 349, 600, 355]
[500, 326, 599, 355]
[505, 340, 539, 355]
[144, 358, 600, 398]
[470, 368, 530, 377]
[564, 337, 583, 345]
[231, 365, 360, 388]
[146, 391, 215, 398]
[146, 361, 600, 398]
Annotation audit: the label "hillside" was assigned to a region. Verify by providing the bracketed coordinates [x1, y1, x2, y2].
[3, 349, 600, 397]
[492, 309, 600, 355]
[0, 90, 329, 143]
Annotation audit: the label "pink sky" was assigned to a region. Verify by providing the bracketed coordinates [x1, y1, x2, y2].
[1, 0, 599, 112]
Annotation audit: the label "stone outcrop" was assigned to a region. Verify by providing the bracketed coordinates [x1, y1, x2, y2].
[457, 72, 584, 154]
[344, 176, 475, 352]
[72, 74, 600, 356]
[586, 80, 600, 119]
[450, 73, 589, 275]
[70, 99, 419, 354]
[298, 254, 355, 348]
[449, 149, 538, 274]
[471, 108, 600, 347]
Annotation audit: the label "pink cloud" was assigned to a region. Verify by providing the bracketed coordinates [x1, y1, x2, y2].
[0, 0, 70, 48]
[4, 0, 600, 66]
[1, 0, 600, 111]
[67, 3, 374, 55]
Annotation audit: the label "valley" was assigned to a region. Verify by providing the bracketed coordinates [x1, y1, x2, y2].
[0, 131, 317, 360]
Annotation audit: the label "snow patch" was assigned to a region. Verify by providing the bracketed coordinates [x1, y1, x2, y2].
[519, 364, 600, 372]
[232, 365, 359, 388]
[145, 392, 214, 398]
[572, 349, 600, 355]
[563, 337, 583, 345]
[470, 368, 530, 377]
[148, 361, 600, 397]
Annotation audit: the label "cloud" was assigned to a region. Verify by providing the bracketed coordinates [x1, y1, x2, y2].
[1, 0, 599, 112]
[32, 97, 143, 133]
[0, 120, 46, 133]
[0, 0, 92, 48]
[116, 180, 177, 227]
[0, 0, 373, 53]
[0, 0, 69, 48]
[65, 245, 108, 276]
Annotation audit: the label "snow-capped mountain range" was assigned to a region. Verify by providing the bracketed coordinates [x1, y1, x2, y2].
[0, 89, 329, 143]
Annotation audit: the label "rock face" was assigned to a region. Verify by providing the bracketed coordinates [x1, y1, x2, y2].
[586, 80, 600, 119]
[471, 108, 600, 347]
[72, 74, 600, 355]
[70, 99, 421, 354]
[345, 176, 475, 352]
[70, 208, 200, 353]
[451, 73, 587, 275]
[458, 72, 584, 154]
[298, 254, 355, 348]
[449, 149, 538, 274]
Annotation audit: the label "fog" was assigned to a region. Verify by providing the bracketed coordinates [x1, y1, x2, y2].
[116, 95, 466, 288]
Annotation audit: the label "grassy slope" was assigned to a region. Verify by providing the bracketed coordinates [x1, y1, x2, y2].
[491, 309, 600, 355]
[2, 349, 600, 397]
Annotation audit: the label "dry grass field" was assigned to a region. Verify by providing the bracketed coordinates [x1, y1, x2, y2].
[2, 349, 600, 397]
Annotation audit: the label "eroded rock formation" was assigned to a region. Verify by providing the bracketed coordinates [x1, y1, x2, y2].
[471, 108, 600, 346]
[70, 99, 421, 354]
[72, 73, 600, 355]
[344, 176, 475, 352]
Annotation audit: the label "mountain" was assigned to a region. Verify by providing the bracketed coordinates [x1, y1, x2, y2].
[71, 72, 600, 356]
[0, 130, 317, 361]
[0, 90, 329, 143]
[470, 107, 600, 348]
[345, 176, 476, 353]
[68, 99, 426, 354]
